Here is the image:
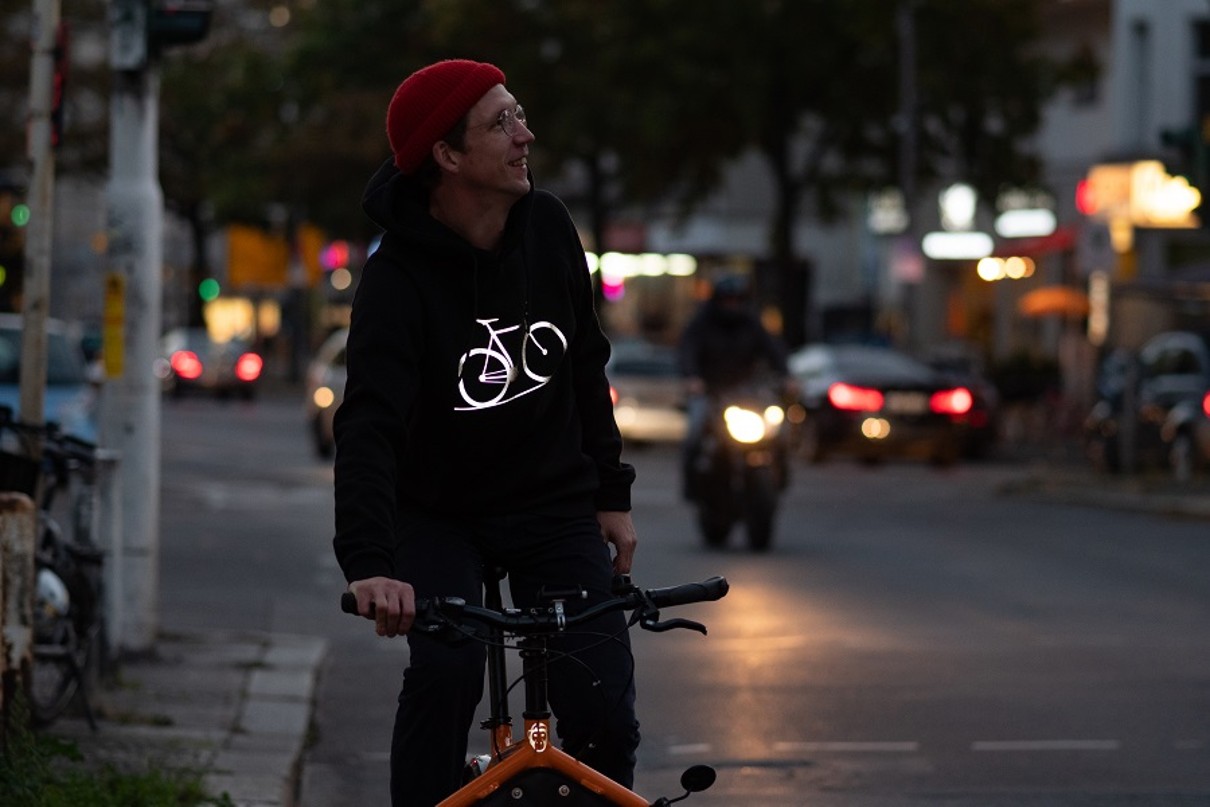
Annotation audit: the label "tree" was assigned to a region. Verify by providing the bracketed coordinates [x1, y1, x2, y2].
[609, 0, 1053, 348]
[149, 0, 1060, 349]
[276, 0, 445, 238]
[682, 0, 905, 347]
[0, 1, 109, 184]
[159, 35, 289, 325]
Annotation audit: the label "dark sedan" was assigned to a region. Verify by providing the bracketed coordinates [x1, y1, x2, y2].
[788, 343, 977, 466]
[155, 327, 263, 400]
[923, 348, 1000, 459]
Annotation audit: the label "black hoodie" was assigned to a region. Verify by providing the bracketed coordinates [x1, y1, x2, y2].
[332, 160, 634, 584]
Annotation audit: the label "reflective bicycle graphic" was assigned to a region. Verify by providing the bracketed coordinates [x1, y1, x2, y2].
[456, 317, 568, 410]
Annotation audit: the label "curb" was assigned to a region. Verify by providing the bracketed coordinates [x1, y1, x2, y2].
[49, 630, 328, 807]
[998, 469, 1210, 520]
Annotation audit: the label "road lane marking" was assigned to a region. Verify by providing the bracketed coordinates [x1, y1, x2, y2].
[773, 741, 920, 753]
[668, 743, 713, 755]
[971, 740, 1120, 752]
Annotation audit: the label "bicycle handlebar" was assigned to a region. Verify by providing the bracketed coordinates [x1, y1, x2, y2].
[0, 404, 97, 466]
[341, 575, 729, 638]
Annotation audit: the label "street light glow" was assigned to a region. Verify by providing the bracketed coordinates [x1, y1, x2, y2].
[922, 231, 994, 260]
[584, 251, 697, 278]
[995, 208, 1057, 238]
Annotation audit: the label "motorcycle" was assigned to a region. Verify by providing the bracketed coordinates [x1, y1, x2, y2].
[685, 386, 789, 551]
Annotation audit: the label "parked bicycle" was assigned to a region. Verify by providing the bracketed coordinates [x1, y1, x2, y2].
[342, 571, 728, 806]
[0, 405, 106, 729]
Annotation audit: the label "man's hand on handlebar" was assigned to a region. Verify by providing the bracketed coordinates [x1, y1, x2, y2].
[597, 511, 637, 575]
[348, 577, 416, 637]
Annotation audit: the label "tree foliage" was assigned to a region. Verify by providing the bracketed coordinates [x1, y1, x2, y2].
[0, 1, 109, 183]
[0, 1, 1064, 340]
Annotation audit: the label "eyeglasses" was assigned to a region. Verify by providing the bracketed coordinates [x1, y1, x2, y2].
[471, 105, 527, 137]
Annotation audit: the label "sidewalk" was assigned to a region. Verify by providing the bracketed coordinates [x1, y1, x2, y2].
[999, 462, 1210, 519]
[49, 630, 328, 807]
[994, 434, 1210, 521]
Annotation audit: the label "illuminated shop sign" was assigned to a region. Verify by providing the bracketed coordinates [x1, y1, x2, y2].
[1077, 160, 1201, 235]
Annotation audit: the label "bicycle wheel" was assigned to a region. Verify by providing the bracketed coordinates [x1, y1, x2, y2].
[521, 321, 567, 383]
[30, 620, 82, 726]
[457, 347, 514, 408]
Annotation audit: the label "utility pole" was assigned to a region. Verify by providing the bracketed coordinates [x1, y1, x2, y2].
[103, 0, 212, 654]
[896, 0, 922, 352]
[19, 0, 61, 432]
[104, 0, 163, 654]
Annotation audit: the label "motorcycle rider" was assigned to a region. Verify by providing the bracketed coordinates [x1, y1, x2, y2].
[677, 274, 791, 499]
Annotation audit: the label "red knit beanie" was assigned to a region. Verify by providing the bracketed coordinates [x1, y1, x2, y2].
[386, 59, 507, 175]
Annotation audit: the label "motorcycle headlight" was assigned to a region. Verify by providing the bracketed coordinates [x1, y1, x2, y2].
[724, 406, 768, 444]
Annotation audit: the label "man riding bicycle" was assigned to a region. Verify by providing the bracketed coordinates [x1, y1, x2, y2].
[332, 59, 640, 806]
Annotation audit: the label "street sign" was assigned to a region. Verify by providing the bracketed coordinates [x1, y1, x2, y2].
[1076, 220, 1115, 277]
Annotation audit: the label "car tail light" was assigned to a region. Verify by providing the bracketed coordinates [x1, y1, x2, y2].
[930, 387, 973, 416]
[1203, 391, 1210, 418]
[609, 385, 619, 406]
[235, 352, 263, 382]
[827, 382, 884, 412]
[170, 350, 203, 380]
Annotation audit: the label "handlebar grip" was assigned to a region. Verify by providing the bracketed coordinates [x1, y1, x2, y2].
[341, 592, 363, 616]
[646, 576, 729, 608]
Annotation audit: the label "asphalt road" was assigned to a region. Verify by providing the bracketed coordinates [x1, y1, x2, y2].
[158, 391, 1210, 806]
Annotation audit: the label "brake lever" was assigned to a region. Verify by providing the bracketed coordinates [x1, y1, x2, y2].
[639, 616, 708, 635]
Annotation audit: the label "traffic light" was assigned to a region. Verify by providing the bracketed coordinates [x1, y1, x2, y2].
[148, 0, 214, 53]
[198, 277, 220, 301]
[0, 186, 27, 311]
[111, 0, 214, 70]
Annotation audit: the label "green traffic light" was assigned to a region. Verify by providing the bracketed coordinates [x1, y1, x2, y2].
[198, 278, 221, 301]
[10, 203, 30, 227]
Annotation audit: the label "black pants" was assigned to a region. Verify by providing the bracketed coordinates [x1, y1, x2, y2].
[389, 509, 640, 807]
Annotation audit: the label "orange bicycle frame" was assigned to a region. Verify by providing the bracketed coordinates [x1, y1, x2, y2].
[436, 571, 650, 806]
[439, 716, 648, 806]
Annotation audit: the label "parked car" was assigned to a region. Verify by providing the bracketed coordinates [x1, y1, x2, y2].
[154, 328, 263, 400]
[0, 313, 97, 441]
[1084, 330, 1210, 481]
[923, 345, 1001, 459]
[605, 339, 687, 446]
[304, 328, 348, 458]
[787, 343, 977, 466]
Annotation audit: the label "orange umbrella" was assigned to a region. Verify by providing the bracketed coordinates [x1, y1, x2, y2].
[1017, 286, 1090, 318]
